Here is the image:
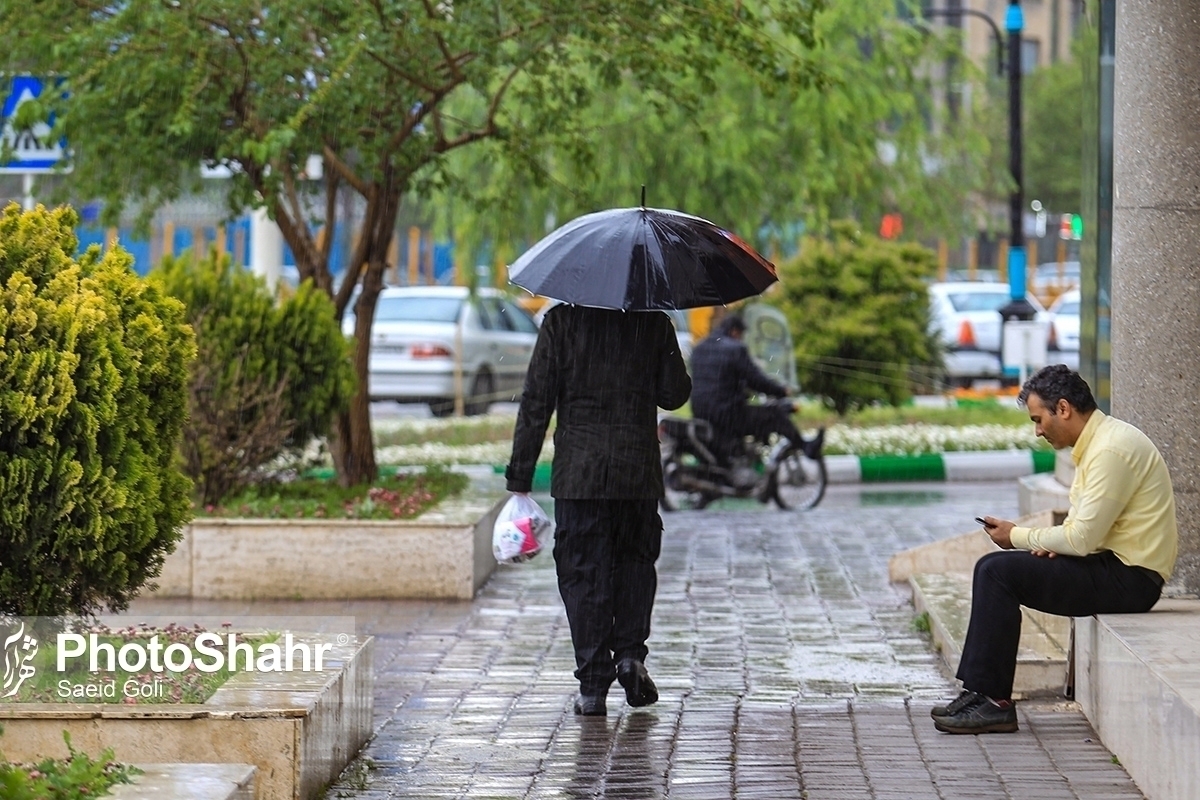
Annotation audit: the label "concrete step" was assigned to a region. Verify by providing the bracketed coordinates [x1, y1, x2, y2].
[109, 764, 256, 800]
[910, 571, 1071, 698]
[1076, 599, 1200, 800]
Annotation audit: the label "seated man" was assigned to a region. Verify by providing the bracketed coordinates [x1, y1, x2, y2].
[932, 364, 1176, 734]
[690, 314, 821, 460]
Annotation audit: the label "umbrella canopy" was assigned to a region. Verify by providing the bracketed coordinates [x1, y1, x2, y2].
[507, 206, 778, 311]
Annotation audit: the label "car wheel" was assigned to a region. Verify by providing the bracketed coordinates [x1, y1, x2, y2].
[429, 399, 455, 417]
[466, 370, 493, 416]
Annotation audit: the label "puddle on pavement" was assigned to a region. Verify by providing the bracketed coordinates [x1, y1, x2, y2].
[857, 489, 947, 507]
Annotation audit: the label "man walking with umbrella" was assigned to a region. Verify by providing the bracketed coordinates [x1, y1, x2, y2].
[505, 198, 779, 715]
[506, 304, 690, 715]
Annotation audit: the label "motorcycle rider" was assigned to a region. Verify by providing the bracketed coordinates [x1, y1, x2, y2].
[690, 314, 822, 462]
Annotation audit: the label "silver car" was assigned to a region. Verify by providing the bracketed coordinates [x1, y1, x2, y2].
[343, 286, 539, 416]
[928, 282, 1046, 387]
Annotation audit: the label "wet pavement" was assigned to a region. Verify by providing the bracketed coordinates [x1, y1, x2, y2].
[130, 481, 1146, 799]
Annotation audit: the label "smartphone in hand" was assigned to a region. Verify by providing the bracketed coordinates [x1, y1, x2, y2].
[975, 516, 991, 528]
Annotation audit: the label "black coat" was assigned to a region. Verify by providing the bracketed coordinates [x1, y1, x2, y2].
[506, 305, 691, 498]
[689, 332, 788, 431]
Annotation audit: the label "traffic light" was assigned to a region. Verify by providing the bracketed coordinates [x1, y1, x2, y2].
[1059, 213, 1083, 240]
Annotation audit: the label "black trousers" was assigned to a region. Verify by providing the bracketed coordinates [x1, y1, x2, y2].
[740, 404, 803, 447]
[957, 549, 1163, 700]
[553, 499, 663, 695]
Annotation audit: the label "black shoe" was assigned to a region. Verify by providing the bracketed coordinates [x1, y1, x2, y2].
[931, 689, 976, 718]
[931, 691, 1018, 734]
[574, 694, 607, 716]
[616, 658, 659, 707]
[802, 428, 825, 460]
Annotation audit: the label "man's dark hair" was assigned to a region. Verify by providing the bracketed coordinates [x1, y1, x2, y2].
[1017, 364, 1098, 414]
[716, 314, 747, 336]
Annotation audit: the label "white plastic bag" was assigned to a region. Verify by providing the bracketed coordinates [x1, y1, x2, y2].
[492, 494, 552, 564]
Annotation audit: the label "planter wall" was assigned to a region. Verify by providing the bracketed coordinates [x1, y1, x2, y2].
[152, 495, 505, 601]
[0, 635, 373, 800]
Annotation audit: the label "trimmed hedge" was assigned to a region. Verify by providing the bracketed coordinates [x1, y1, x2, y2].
[0, 204, 196, 616]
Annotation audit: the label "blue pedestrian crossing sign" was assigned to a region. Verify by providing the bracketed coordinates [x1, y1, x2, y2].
[1, 76, 67, 173]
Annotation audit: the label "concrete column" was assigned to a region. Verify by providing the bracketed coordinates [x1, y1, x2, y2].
[1111, 1, 1200, 594]
[250, 206, 282, 291]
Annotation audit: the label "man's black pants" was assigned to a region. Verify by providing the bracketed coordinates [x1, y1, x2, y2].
[741, 405, 804, 447]
[958, 549, 1163, 700]
[553, 499, 662, 696]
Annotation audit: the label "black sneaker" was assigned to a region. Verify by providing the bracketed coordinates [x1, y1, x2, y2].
[574, 694, 607, 716]
[931, 691, 1018, 734]
[931, 689, 977, 718]
[616, 658, 659, 707]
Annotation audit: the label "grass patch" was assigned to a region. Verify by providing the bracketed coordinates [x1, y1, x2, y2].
[0, 623, 275, 705]
[0, 730, 140, 799]
[199, 465, 468, 519]
[794, 400, 1030, 429]
[912, 611, 932, 634]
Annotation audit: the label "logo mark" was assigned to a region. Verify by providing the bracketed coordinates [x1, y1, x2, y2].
[2, 622, 38, 698]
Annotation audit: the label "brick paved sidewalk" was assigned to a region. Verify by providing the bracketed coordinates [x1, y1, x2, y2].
[135, 482, 1146, 799]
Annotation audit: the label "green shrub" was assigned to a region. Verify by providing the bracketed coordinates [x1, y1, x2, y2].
[0, 729, 140, 799]
[153, 251, 354, 504]
[0, 203, 196, 617]
[769, 221, 944, 415]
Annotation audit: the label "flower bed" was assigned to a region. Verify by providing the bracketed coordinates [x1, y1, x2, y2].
[0, 633, 373, 800]
[0, 623, 270, 706]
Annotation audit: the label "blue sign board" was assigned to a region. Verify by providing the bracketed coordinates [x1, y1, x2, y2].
[1, 76, 67, 173]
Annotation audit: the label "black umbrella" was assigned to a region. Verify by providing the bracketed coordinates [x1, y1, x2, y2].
[507, 204, 778, 311]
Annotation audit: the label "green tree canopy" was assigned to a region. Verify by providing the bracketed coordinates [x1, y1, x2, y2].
[426, 0, 993, 261]
[0, 0, 824, 485]
[1024, 55, 1084, 214]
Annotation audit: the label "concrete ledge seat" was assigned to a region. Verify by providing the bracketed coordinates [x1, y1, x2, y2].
[1076, 599, 1200, 800]
[909, 571, 1070, 698]
[110, 764, 256, 800]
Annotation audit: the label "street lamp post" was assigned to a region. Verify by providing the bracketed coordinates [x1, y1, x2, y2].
[999, 1, 1038, 325]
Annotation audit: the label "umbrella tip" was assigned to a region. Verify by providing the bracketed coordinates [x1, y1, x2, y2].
[641, 185, 646, 207]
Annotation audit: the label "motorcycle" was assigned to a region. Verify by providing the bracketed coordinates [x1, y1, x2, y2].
[657, 398, 827, 511]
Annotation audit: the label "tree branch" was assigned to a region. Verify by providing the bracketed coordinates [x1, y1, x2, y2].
[433, 62, 523, 153]
[419, 0, 464, 83]
[322, 144, 370, 196]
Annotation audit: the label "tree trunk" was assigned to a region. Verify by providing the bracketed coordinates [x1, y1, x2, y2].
[272, 177, 402, 488]
[328, 187, 401, 486]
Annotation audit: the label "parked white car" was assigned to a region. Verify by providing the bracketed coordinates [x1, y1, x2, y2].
[928, 282, 1046, 387]
[1046, 288, 1080, 371]
[343, 286, 539, 416]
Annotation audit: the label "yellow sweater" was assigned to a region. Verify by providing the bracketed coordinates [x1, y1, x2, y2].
[1010, 410, 1178, 581]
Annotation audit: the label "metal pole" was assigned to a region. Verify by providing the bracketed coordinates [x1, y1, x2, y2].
[22, 172, 34, 210]
[1000, 1, 1037, 322]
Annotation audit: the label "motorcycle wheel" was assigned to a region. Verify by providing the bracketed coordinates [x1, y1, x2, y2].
[771, 444, 827, 510]
[660, 455, 716, 512]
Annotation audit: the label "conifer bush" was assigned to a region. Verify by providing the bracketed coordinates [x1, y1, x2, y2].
[770, 221, 944, 415]
[0, 204, 196, 617]
[153, 252, 354, 505]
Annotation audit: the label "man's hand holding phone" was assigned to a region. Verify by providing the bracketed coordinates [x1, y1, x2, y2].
[975, 515, 1017, 549]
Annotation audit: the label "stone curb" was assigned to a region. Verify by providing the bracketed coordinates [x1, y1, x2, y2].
[485, 450, 1054, 490]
